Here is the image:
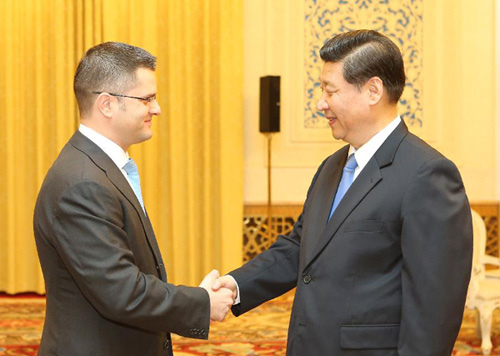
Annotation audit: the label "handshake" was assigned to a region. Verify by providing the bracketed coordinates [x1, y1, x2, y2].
[199, 270, 238, 321]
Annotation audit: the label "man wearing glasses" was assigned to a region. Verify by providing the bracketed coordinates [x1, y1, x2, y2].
[33, 42, 234, 356]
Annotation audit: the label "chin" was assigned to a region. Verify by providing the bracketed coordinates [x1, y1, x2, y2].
[331, 130, 342, 140]
[137, 133, 153, 143]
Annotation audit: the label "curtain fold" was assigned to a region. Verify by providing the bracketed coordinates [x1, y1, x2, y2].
[0, 0, 243, 293]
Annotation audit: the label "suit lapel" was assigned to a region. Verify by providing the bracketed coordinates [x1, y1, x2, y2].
[69, 131, 144, 215]
[319, 149, 348, 225]
[305, 146, 348, 244]
[69, 131, 167, 280]
[303, 121, 409, 271]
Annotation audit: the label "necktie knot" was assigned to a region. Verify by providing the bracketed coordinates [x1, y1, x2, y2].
[123, 158, 139, 177]
[344, 154, 358, 171]
[123, 158, 145, 213]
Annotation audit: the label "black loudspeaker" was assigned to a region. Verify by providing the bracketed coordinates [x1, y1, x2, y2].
[259, 76, 281, 133]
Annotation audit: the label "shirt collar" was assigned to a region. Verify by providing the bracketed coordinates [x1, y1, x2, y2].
[349, 116, 401, 172]
[78, 124, 130, 170]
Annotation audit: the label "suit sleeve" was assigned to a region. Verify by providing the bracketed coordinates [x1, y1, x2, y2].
[230, 158, 329, 315]
[51, 180, 210, 339]
[398, 157, 473, 355]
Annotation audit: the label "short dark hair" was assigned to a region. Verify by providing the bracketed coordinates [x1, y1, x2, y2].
[74, 42, 157, 116]
[319, 30, 405, 103]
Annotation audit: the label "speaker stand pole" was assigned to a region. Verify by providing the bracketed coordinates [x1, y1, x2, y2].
[267, 133, 273, 244]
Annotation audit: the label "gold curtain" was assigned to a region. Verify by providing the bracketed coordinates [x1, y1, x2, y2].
[0, 0, 243, 294]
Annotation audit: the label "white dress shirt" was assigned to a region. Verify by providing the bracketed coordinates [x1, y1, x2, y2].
[78, 124, 135, 190]
[350, 116, 401, 181]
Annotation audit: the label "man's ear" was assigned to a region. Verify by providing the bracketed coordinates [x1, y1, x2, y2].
[366, 77, 384, 105]
[95, 93, 113, 118]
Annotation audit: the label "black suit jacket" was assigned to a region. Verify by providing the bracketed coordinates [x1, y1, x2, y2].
[33, 131, 210, 356]
[230, 121, 472, 356]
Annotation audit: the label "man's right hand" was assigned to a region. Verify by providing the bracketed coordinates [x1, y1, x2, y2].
[211, 275, 238, 301]
[199, 270, 234, 321]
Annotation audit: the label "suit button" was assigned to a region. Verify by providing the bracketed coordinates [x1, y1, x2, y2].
[303, 275, 312, 284]
[163, 339, 170, 349]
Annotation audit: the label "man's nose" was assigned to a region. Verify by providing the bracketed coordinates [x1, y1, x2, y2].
[150, 99, 161, 115]
[316, 98, 328, 111]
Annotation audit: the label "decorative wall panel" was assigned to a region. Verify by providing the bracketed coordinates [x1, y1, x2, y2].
[243, 203, 500, 262]
[304, 0, 423, 129]
[243, 206, 301, 262]
[473, 204, 500, 258]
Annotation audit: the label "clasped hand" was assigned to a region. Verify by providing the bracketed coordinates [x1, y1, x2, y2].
[199, 270, 238, 322]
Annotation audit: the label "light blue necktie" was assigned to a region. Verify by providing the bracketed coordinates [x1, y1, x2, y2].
[328, 154, 358, 221]
[123, 158, 145, 213]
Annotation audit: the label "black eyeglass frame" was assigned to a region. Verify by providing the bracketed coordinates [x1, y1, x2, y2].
[92, 91, 156, 103]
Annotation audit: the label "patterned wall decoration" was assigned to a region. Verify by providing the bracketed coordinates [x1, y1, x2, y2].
[243, 206, 300, 262]
[243, 204, 500, 263]
[304, 0, 423, 128]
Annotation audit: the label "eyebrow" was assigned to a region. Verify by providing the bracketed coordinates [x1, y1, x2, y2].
[320, 81, 336, 89]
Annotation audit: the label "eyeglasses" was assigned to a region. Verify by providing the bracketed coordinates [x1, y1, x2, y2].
[92, 91, 157, 103]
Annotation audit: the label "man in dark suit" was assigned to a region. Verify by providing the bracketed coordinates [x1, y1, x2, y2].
[213, 30, 473, 355]
[33, 42, 234, 356]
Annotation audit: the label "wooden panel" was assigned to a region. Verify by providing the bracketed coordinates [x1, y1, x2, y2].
[471, 202, 500, 257]
[243, 205, 302, 262]
[243, 202, 500, 262]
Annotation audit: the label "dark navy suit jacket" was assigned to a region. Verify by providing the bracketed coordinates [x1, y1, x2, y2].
[230, 121, 472, 356]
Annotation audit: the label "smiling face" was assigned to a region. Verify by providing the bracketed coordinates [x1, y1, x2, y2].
[317, 61, 375, 148]
[110, 67, 161, 150]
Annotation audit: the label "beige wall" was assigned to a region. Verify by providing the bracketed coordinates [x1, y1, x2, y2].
[243, 0, 498, 204]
